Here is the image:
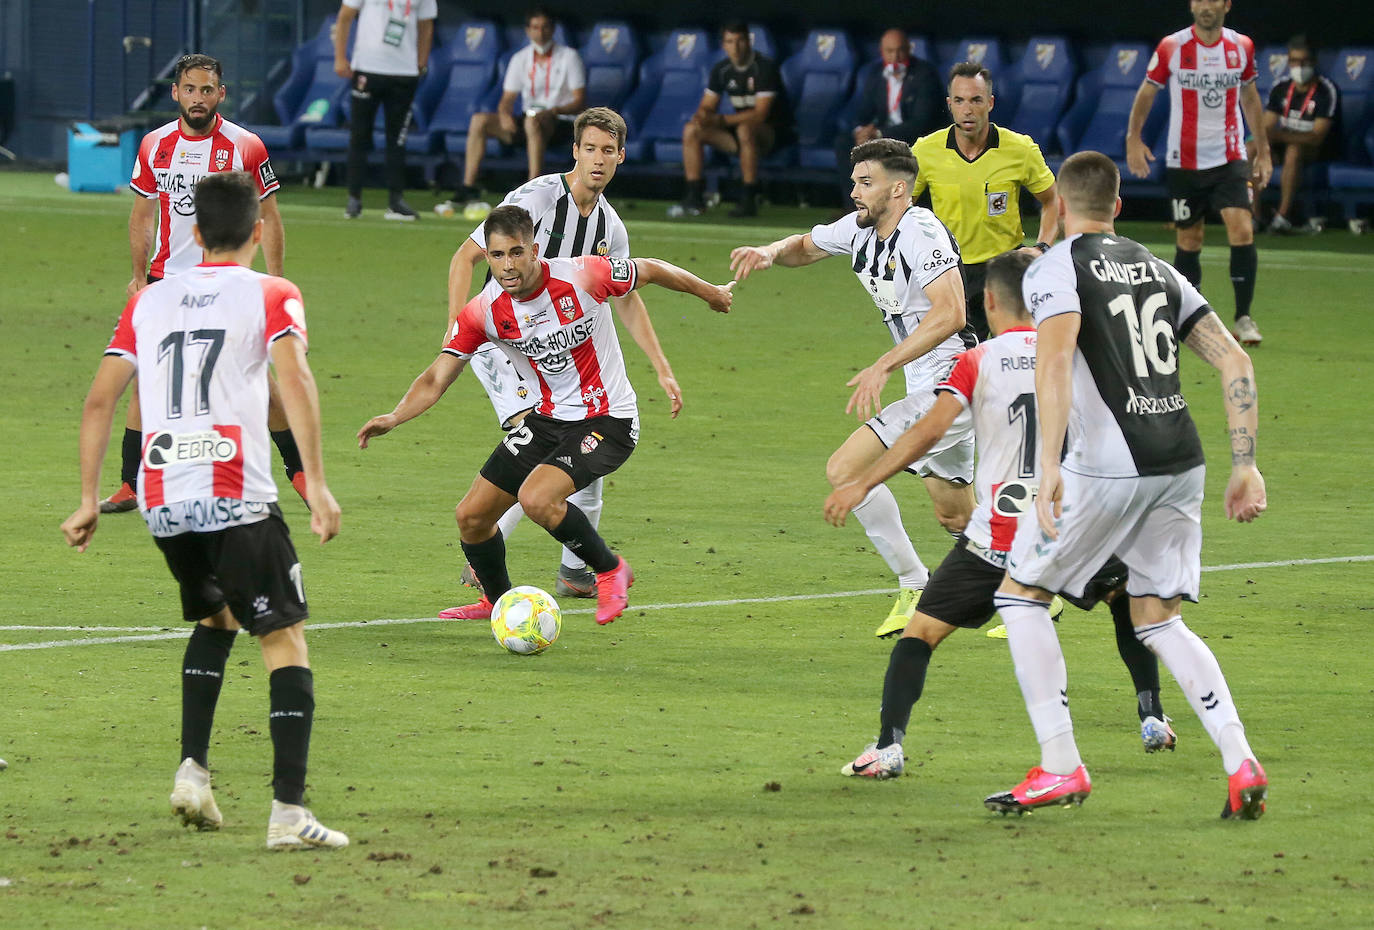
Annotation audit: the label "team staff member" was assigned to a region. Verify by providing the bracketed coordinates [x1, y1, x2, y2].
[1125, 0, 1269, 346]
[911, 62, 1059, 341]
[106, 53, 304, 513]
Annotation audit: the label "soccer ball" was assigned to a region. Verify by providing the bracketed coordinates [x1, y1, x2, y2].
[490, 586, 562, 655]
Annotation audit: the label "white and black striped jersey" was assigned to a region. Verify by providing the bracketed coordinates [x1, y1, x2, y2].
[810, 206, 974, 395]
[1023, 232, 1210, 479]
[469, 173, 629, 260]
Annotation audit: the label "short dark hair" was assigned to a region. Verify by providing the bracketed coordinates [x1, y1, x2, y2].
[1057, 151, 1120, 219]
[948, 61, 993, 96]
[525, 6, 554, 27]
[722, 21, 749, 39]
[1287, 33, 1315, 56]
[484, 204, 536, 244]
[574, 107, 627, 149]
[193, 171, 259, 251]
[849, 138, 920, 182]
[174, 54, 222, 84]
[984, 250, 1036, 319]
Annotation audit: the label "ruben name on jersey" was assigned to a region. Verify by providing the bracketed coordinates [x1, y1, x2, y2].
[105, 264, 306, 536]
[130, 114, 280, 279]
[1022, 233, 1210, 479]
[810, 205, 972, 393]
[445, 256, 639, 421]
[1146, 25, 1258, 170]
[935, 326, 1040, 562]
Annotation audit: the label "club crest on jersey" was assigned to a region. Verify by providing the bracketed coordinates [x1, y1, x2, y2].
[143, 429, 239, 469]
[596, 239, 610, 256]
[987, 191, 1008, 216]
[555, 294, 579, 323]
[516, 384, 529, 399]
[579, 431, 603, 454]
[1226, 48, 1239, 68]
[214, 148, 230, 170]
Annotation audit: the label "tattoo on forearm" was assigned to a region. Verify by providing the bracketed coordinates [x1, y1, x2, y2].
[1230, 427, 1256, 466]
[1184, 315, 1229, 364]
[1226, 376, 1256, 412]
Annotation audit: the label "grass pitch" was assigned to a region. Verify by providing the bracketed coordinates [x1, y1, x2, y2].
[2, 172, 1372, 928]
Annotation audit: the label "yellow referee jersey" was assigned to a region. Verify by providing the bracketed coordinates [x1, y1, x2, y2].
[910, 124, 1055, 265]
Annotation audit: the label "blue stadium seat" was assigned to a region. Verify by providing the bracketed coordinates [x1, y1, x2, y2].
[249, 16, 350, 152]
[621, 28, 713, 164]
[1055, 42, 1166, 182]
[942, 37, 1010, 96]
[748, 23, 777, 61]
[1003, 36, 1076, 152]
[1255, 44, 1289, 101]
[580, 21, 639, 110]
[780, 30, 857, 169]
[1324, 48, 1374, 220]
[423, 20, 503, 156]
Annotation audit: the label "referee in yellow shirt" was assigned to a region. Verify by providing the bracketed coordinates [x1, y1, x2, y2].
[911, 62, 1059, 340]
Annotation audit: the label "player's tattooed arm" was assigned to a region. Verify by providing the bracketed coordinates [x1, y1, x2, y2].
[1225, 375, 1256, 413]
[1181, 311, 1236, 367]
[1229, 426, 1256, 466]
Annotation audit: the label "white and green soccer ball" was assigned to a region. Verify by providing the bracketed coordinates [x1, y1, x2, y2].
[490, 586, 562, 655]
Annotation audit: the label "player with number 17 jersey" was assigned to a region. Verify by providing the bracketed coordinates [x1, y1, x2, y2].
[1022, 233, 1209, 479]
[104, 264, 307, 532]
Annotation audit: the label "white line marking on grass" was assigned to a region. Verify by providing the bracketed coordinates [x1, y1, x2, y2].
[3, 553, 1370, 652]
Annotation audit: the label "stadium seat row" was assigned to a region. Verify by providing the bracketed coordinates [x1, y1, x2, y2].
[245, 18, 1374, 212]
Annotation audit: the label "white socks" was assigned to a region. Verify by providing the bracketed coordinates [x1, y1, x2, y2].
[851, 484, 929, 589]
[995, 594, 1082, 775]
[1136, 616, 1255, 774]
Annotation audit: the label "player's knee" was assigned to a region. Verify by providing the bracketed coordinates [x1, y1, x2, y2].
[455, 500, 489, 537]
[824, 454, 855, 490]
[515, 489, 560, 528]
[682, 121, 701, 143]
[1176, 225, 1204, 251]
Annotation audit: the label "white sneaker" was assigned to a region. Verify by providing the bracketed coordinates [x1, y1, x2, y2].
[840, 742, 904, 779]
[1266, 213, 1293, 234]
[266, 800, 349, 849]
[170, 757, 223, 831]
[1233, 315, 1263, 346]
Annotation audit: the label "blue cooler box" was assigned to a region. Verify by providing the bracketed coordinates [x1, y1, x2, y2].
[68, 122, 137, 192]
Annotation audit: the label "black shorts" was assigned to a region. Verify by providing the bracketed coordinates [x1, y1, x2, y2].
[915, 541, 1005, 629]
[1166, 160, 1251, 227]
[914, 539, 1129, 627]
[479, 412, 636, 497]
[153, 506, 308, 636]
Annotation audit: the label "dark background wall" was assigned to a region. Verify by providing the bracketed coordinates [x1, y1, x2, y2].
[1, 0, 1363, 163]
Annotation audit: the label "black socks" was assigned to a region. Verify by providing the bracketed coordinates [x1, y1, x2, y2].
[180, 624, 237, 767]
[268, 666, 314, 806]
[878, 637, 933, 748]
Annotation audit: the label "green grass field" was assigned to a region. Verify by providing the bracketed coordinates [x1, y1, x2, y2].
[2, 171, 1372, 929]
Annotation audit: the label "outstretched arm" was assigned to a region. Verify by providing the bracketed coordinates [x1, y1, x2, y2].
[1183, 311, 1266, 522]
[271, 334, 339, 543]
[61, 356, 137, 551]
[611, 292, 683, 417]
[825, 393, 963, 526]
[357, 353, 467, 448]
[845, 267, 966, 419]
[631, 258, 734, 313]
[729, 232, 830, 281]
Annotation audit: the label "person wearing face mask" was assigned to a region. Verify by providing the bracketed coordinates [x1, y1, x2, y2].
[849, 29, 944, 148]
[334, 0, 437, 220]
[1260, 35, 1338, 234]
[446, 7, 586, 209]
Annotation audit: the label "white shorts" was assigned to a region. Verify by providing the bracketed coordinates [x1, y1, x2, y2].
[469, 343, 536, 430]
[1006, 465, 1205, 602]
[867, 392, 975, 484]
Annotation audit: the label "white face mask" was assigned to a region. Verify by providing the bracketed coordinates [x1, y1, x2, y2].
[532, 40, 553, 55]
[1290, 64, 1315, 85]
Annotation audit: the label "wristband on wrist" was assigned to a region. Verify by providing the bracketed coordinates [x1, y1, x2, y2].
[1033, 241, 1052, 252]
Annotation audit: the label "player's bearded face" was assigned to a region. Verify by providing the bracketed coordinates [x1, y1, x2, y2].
[850, 163, 891, 229]
[174, 68, 224, 134]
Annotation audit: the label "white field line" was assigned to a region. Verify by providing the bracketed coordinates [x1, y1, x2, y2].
[1, 554, 1369, 653]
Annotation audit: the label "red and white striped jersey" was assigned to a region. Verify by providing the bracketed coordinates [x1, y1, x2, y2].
[129, 114, 280, 279]
[105, 263, 307, 536]
[935, 326, 1040, 559]
[444, 256, 639, 421]
[1146, 26, 1257, 170]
